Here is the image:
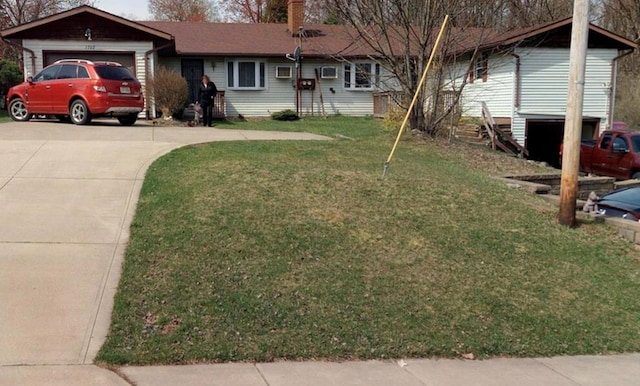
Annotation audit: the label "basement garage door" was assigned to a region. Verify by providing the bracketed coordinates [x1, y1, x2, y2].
[525, 119, 599, 168]
[43, 51, 136, 73]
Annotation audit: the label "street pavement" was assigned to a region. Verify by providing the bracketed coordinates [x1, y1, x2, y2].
[0, 119, 638, 385]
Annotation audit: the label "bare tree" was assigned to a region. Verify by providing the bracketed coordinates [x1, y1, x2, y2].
[599, 0, 640, 127]
[1, 0, 92, 62]
[0, 0, 92, 28]
[328, 0, 491, 134]
[500, 0, 573, 30]
[304, 0, 340, 24]
[149, 0, 216, 22]
[601, 0, 640, 68]
[447, 0, 575, 31]
[219, 0, 289, 23]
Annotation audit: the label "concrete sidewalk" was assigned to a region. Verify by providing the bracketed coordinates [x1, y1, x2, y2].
[0, 119, 638, 385]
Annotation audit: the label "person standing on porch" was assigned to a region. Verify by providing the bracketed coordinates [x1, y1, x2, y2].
[198, 75, 217, 127]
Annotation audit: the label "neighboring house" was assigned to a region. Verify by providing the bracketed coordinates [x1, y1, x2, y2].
[447, 18, 637, 165]
[0, 3, 636, 166]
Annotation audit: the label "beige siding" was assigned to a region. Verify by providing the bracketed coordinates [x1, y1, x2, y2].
[157, 57, 381, 117]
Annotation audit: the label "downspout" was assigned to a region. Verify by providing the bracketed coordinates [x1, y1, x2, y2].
[511, 52, 521, 109]
[510, 52, 521, 146]
[608, 49, 633, 131]
[144, 41, 175, 119]
[1, 37, 37, 79]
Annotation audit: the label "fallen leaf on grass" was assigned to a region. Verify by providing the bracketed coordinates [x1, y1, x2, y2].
[161, 316, 182, 335]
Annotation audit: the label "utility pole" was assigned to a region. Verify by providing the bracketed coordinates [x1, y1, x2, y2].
[558, 0, 589, 227]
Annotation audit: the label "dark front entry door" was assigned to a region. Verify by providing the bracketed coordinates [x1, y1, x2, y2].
[182, 59, 204, 104]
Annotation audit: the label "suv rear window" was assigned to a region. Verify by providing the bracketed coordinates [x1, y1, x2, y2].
[95, 66, 136, 81]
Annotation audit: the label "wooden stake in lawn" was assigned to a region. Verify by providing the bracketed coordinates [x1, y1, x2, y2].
[559, 0, 589, 227]
[383, 15, 450, 179]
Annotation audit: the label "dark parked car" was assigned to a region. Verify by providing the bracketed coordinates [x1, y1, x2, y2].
[5, 59, 144, 126]
[597, 186, 640, 222]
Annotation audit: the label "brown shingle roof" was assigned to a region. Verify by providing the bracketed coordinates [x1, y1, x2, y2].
[473, 17, 637, 52]
[3, 6, 635, 58]
[141, 22, 297, 56]
[140, 21, 379, 58]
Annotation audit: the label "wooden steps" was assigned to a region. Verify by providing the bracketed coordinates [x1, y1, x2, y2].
[478, 102, 528, 157]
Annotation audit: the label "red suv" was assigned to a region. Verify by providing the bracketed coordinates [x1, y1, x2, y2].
[5, 59, 144, 125]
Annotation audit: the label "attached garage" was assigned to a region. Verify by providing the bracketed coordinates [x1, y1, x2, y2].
[0, 6, 174, 118]
[525, 119, 599, 168]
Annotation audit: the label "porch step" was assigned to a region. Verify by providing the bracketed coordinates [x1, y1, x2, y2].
[454, 124, 485, 143]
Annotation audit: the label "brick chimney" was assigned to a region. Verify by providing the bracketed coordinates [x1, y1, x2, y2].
[288, 0, 304, 36]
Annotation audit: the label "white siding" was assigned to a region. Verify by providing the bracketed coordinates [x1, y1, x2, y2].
[511, 47, 617, 144]
[224, 59, 295, 117]
[299, 60, 377, 116]
[451, 55, 515, 119]
[449, 47, 618, 145]
[157, 57, 379, 117]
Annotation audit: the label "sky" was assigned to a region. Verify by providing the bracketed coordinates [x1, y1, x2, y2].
[94, 0, 152, 21]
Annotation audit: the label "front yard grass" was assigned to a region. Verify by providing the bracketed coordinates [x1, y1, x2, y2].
[98, 117, 640, 365]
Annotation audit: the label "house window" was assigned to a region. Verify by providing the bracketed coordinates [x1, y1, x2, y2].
[344, 62, 380, 90]
[275, 66, 292, 78]
[227, 60, 266, 89]
[470, 52, 489, 83]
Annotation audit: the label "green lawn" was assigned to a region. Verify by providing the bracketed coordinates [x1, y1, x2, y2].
[98, 117, 640, 365]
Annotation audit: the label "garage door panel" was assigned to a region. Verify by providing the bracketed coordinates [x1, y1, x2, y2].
[43, 52, 135, 73]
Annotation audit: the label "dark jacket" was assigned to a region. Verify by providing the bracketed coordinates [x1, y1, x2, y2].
[199, 81, 217, 105]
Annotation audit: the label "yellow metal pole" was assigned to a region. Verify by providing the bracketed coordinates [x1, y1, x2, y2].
[383, 15, 450, 178]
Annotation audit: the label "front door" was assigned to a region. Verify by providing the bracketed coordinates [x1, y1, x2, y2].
[182, 59, 204, 104]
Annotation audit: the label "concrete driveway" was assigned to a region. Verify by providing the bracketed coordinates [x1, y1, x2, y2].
[0, 119, 327, 383]
[2, 119, 640, 386]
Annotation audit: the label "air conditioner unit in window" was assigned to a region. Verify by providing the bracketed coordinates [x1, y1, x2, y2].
[320, 66, 338, 79]
[275, 66, 292, 79]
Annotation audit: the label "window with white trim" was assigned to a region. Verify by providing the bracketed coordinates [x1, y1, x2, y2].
[344, 62, 380, 90]
[227, 60, 266, 89]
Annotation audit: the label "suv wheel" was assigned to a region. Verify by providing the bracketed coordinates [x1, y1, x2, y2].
[70, 99, 92, 125]
[117, 113, 138, 126]
[9, 98, 31, 122]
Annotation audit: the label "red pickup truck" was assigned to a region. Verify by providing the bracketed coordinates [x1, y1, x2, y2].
[567, 130, 640, 180]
